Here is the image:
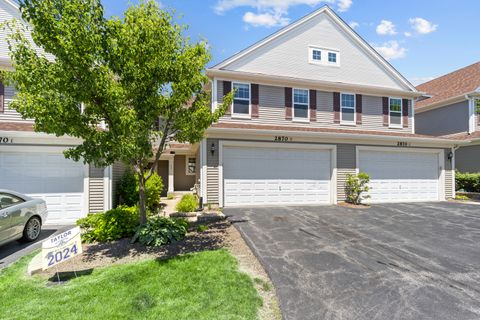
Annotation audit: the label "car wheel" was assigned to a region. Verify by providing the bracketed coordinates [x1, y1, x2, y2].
[22, 217, 42, 242]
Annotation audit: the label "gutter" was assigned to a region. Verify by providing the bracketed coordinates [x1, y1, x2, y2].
[207, 127, 471, 146]
[207, 69, 423, 98]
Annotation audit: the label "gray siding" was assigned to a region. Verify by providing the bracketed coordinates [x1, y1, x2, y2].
[0, 85, 33, 124]
[415, 101, 469, 136]
[456, 145, 480, 173]
[217, 82, 412, 134]
[89, 165, 105, 213]
[112, 161, 127, 207]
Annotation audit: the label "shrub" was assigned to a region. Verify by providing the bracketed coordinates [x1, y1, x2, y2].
[77, 206, 139, 243]
[456, 171, 480, 193]
[116, 169, 164, 211]
[345, 172, 371, 205]
[455, 194, 470, 201]
[175, 194, 198, 212]
[137, 217, 189, 247]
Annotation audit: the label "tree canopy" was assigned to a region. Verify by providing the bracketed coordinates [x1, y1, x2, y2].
[3, 0, 231, 223]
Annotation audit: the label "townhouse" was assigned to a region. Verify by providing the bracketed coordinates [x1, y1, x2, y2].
[197, 6, 465, 208]
[415, 62, 480, 173]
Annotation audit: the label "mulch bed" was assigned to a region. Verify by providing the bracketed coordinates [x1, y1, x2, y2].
[337, 201, 371, 209]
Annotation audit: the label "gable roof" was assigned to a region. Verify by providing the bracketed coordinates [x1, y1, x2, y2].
[416, 61, 480, 111]
[210, 6, 417, 92]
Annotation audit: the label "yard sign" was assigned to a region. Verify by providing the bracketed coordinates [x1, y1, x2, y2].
[41, 227, 83, 270]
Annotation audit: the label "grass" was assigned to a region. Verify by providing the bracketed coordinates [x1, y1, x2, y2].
[0, 250, 262, 320]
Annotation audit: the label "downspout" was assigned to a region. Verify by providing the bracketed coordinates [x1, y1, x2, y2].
[451, 145, 461, 199]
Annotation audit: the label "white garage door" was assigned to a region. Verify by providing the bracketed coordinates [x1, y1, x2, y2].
[0, 151, 86, 225]
[223, 146, 332, 207]
[358, 149, 441, 203]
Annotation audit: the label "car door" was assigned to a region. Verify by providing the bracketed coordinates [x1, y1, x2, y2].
[0, 193, 24, 243]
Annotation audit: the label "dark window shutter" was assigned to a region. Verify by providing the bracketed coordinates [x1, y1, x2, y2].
[0, 82, 4, 113]
[309, 89, 316, 121]
[251, 83, 259, 118]
[333, 92, 340, 123]
[402, 99, 409, 128]
[382, 97, 389, 126]
[223, 81, 232, 115]
[285, 87, 292, 120]
[356, 94, 362, 125]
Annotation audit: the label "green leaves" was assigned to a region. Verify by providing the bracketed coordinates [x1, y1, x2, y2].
[345, 172, 371, 205]
[136, 217, 189, 247]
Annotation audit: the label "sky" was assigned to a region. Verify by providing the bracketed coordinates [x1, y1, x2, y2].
[102, 0, 479, 86]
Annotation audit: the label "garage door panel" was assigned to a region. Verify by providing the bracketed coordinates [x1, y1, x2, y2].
[0, 151, 86, 224]
[359, 150, 440, 203]
[223, 146, 332, 207]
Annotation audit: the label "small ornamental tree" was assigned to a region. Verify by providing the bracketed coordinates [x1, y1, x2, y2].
[345, 172, 371, 205]
[2, 0, 232, 225]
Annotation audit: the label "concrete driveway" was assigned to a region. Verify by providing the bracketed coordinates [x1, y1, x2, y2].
[0, 225, 71, 270]
[226, 202, 480, 320]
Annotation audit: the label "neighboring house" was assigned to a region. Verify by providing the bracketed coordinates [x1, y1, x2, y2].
[0, 0, 199, 224]
[196, 6, 465, 208]
[0, 0, 123, 225]
[415, 62, 480, 173]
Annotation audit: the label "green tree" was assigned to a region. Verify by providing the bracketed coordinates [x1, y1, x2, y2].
[2, 0, 231, 225]
[345, 172, 371, 205]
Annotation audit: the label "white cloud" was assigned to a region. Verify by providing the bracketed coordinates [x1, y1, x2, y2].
[409, 17, 438, 34]
[404, 31, 412, 37]
[376, 20, 397, 35]
[373, 40, 406, 60]
[349, 21, 359, 29]
[243, 11, 290, 27]
[214, 0, 353, 27]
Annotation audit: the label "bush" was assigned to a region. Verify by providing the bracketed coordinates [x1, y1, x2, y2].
[456, 171, 480, 192]
[175, 194, 198, 212]
[116, 169, 164, 211]
[345, 172, 371, 205]
[77, 206, 139, 243]
[136, 217, 189, 247]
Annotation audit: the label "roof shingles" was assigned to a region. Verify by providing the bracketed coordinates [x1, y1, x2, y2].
[416, 61, 480, 109]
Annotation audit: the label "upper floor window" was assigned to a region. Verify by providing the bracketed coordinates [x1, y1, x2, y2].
[312, 49, 321, 61]
[308, 46, 340, 66]
[232, 82, 250, 117]
[341, 93, 355, 124]
[389, 98, 402, 128]
[293, 88, 309, 121]
[328, 52, 337, 63]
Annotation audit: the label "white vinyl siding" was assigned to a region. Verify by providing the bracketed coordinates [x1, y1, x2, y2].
[224, 12, 408, 90]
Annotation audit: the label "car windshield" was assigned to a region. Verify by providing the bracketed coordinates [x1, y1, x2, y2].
[0, 193, 24, 209]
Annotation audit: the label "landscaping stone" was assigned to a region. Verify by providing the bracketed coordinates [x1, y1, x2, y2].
[198, 212, 226, 223]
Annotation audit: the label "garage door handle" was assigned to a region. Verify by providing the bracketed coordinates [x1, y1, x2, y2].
[279, 186, 282, 191]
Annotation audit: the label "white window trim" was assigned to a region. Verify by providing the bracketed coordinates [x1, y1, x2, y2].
[185, 156, 197, 176]
[389, 97, 403, 129]
[308, 46, 340, 66]
[292, 88, 310, 122]
[340, 92, 356, 125]
[232, 82, 251, 119]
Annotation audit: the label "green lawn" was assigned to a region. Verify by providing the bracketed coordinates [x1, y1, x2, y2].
[0, 250, 262, 320]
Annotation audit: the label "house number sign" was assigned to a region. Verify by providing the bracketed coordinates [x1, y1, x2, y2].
[397, 141, 411, 147]
[274, 136, 292, 142]
[0, 137, 13, 144]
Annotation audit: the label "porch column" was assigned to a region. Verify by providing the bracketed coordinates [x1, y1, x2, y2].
[168, 156, 174, 193]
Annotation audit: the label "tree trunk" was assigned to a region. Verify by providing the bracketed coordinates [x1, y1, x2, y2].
[137, 168, 148, 226]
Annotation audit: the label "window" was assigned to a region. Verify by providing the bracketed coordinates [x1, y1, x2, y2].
[389, 98, 402, 127]
[293, 88, 309, 120]
[312, 49, 321, 61]
[186, 157, 196, 175]
[341, 93, 355, 123]
[232, 82, 250, 116]
[328, 52, 337, 63]
[0, 193, 23, 209]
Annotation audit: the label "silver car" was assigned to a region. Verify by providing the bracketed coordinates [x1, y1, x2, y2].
[0, 190, 48, 246]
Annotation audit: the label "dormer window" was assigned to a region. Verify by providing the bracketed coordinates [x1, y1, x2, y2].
[328, 52, 337, 63]
[312, 49, 321, 61]
[308, 46, 339, 66]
